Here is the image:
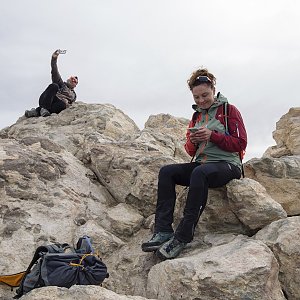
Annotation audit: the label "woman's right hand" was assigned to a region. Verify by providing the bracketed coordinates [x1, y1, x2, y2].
[189, 132, 200, 145]
[189, 127, 212, 144]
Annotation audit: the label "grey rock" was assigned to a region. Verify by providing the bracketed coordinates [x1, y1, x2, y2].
[147, 236, 285, 300]
[254, 216, 300, 300]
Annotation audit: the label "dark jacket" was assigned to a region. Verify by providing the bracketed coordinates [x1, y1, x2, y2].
[51, 57, 76, 104]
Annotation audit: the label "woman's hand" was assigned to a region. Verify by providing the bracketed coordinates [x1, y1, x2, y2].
[61, 98, 70, 108]
[189, 127, 212, 144]
[52, 50, 60, 58]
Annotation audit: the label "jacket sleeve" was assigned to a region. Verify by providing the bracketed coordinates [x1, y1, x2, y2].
[51, 56, 64, 87]
[184, 119, 198, 157]
[210, 104, 247, 152]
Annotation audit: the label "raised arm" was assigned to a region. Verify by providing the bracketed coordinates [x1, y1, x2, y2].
[51, 50, 64, 86]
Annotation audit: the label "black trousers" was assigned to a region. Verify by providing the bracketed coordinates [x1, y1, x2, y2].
[154, 161, 241, 243]
[38, 83, 66, 114]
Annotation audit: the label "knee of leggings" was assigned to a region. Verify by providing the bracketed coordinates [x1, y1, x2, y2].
[48, 83, 59, 91]
[190, 166, 207, 182]
[159, 164, 175, 178]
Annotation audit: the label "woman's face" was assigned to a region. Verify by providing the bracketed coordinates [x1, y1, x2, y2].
[192, 84, 215, 109]
[67, 76, 78, 88]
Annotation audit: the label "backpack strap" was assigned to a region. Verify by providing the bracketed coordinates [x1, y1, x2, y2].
[14, 243, 70, 298]
[223, 102, 245, 178]
[188, 111, 201, 163]
[192, 111, 200, 124]
[223, 102, 229, 135]
[14, 246, 48, 298]
[23, 246, 48, 275]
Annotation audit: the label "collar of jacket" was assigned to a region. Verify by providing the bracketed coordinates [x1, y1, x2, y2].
[192, 92, 229, 113]
[65, 81, 75, 90]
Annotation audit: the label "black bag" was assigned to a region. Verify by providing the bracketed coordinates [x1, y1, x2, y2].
[14, 236, 109, 298]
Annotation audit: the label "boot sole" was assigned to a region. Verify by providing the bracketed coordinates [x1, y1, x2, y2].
[155, 250, 168, 260]
[141, 244, 162, 252]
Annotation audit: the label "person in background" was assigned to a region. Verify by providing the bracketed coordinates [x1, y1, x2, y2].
[25, 50, 78, 117]
[141, 68, 247, 260]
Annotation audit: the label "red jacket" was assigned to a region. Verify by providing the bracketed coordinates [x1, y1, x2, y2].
[184, 94, 247, 166]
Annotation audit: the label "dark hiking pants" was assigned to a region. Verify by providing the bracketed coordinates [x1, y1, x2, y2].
[154, 161, 241, 243]
[38, 83, 66, 114]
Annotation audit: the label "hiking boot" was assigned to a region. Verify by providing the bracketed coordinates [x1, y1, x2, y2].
[40, 108, 51, 117]
[25, 108, 39, 118]
[156, 237, 186, 260]
[141, 232, 174, 252]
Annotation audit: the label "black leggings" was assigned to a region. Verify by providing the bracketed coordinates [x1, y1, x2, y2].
[154, 161, 241, 243]
[38, 83, 66, 114]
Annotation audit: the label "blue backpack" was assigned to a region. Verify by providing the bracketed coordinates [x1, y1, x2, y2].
[14, 236, 109, 298]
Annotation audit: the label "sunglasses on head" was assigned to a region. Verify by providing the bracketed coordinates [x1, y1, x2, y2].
[195, 76, 212, 83]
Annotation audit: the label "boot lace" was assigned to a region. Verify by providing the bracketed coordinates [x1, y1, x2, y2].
[165, 238, 181, 253]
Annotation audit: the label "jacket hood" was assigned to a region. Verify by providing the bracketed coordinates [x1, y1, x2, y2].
[192, 92, 228, 112]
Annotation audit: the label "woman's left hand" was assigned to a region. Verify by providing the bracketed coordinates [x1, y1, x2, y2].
[61, 98, 70, 108]
[189, 127, 212, 144]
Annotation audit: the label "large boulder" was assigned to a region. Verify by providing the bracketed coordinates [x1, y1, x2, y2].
[264, 107, 300, 157]
[193, 178, 287, 238]
[147, 236, 285, 300]
[226, 178, 287, 230]
[245, 155, 300, 216]
[255, 216, 300, 300]
[245, 108, 300, 216]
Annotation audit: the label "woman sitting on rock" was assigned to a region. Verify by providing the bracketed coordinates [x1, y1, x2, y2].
[25, 50, 78, 118]
[141, 68, 247, 259]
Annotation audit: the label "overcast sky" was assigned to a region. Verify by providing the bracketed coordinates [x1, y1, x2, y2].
[1, 0, 300, 162]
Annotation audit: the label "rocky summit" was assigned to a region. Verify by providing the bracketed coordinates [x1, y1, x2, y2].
[0, 102, 299, 300]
